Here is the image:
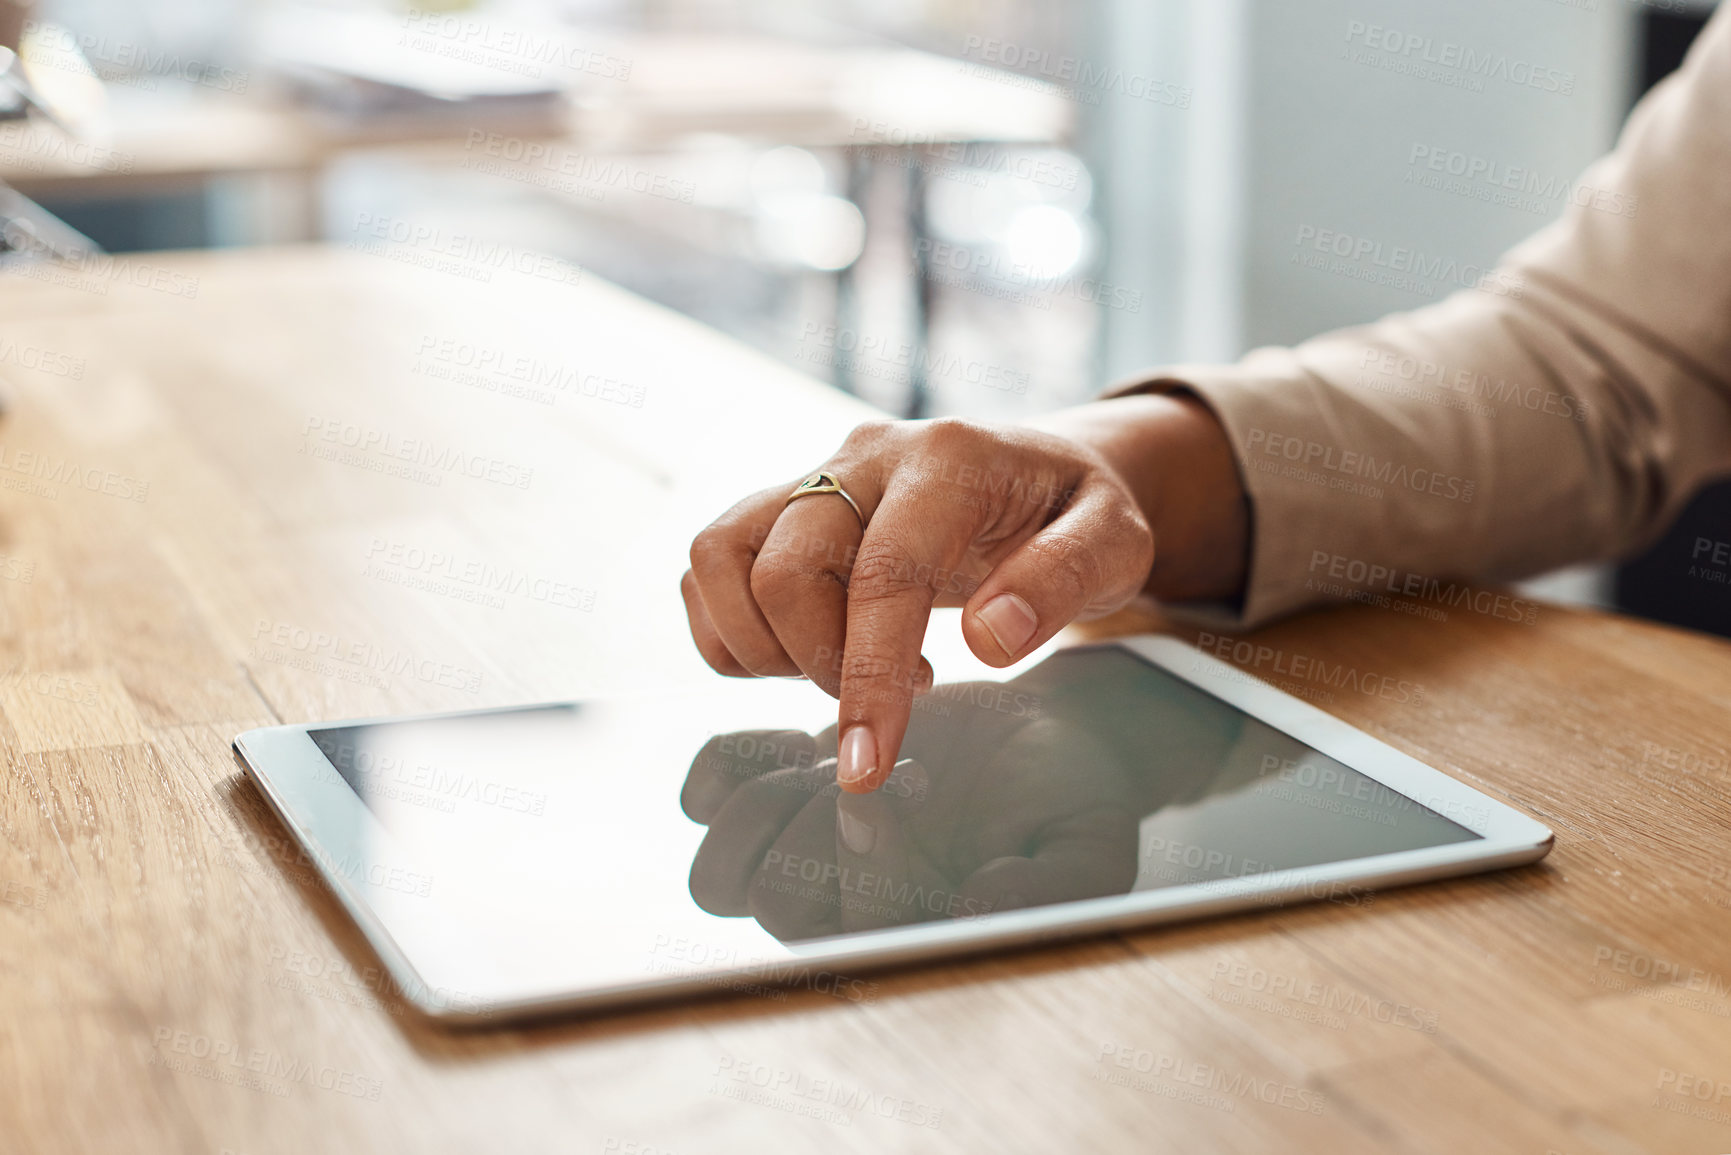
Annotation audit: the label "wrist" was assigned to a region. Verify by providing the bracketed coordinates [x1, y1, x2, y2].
[1029, 392, 1249, 605]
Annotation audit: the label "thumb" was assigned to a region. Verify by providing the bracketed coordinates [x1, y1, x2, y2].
[960, 478, 1152, 667]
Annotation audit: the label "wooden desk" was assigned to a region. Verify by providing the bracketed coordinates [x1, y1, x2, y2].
[0, 246, 1727, 1154]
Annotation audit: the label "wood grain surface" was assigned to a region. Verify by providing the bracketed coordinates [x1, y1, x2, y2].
[0, 246, 1726, 1155]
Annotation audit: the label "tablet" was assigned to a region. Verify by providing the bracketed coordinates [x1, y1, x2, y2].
[231, 636, 1552, 1023]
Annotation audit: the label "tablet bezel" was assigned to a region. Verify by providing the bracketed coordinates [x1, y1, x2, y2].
[232, 634, 1553, 1024]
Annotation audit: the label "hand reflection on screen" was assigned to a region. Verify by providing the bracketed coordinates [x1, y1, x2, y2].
[679, 679, 1147, 943]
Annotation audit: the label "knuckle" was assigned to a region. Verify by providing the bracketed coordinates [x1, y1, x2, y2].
[689, 524, 731, 570]
[748, 552, 829, 606]
[1025, 531, 1103, 602]
[840, 651, 916, 707]
[1095, 493, 1155, 572]
[918, 415, 987, 454]
[1118, 506, 1156, 568]
[846, 547, 924, 600]
[842, 419, 898, 453]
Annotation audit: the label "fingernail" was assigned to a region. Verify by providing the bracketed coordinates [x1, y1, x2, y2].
[837, 805, 875, 854]
[837, 725, 877, 789]
[977, 593, 1038, 658]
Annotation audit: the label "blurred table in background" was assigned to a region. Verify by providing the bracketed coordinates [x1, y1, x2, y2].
[3, 245, 1728, 1153]
[0, 35, 1072, 198]
[0, 32, 1076, 413]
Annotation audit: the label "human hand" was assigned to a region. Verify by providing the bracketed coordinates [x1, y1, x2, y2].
[680, 418, 1155, 793]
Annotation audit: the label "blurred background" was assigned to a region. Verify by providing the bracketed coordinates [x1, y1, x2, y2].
[0, 0, 1723, 626]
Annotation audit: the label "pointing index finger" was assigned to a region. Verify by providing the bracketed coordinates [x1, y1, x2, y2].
[834, 481, 980, 793]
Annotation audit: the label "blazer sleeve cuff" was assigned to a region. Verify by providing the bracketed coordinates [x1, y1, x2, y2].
[1103, 361, 1348, 630]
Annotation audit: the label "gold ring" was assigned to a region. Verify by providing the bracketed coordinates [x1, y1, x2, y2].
[787, 471, 865, 529]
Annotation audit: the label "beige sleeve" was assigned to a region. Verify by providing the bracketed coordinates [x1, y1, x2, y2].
[1111, 8, 1731, 627]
